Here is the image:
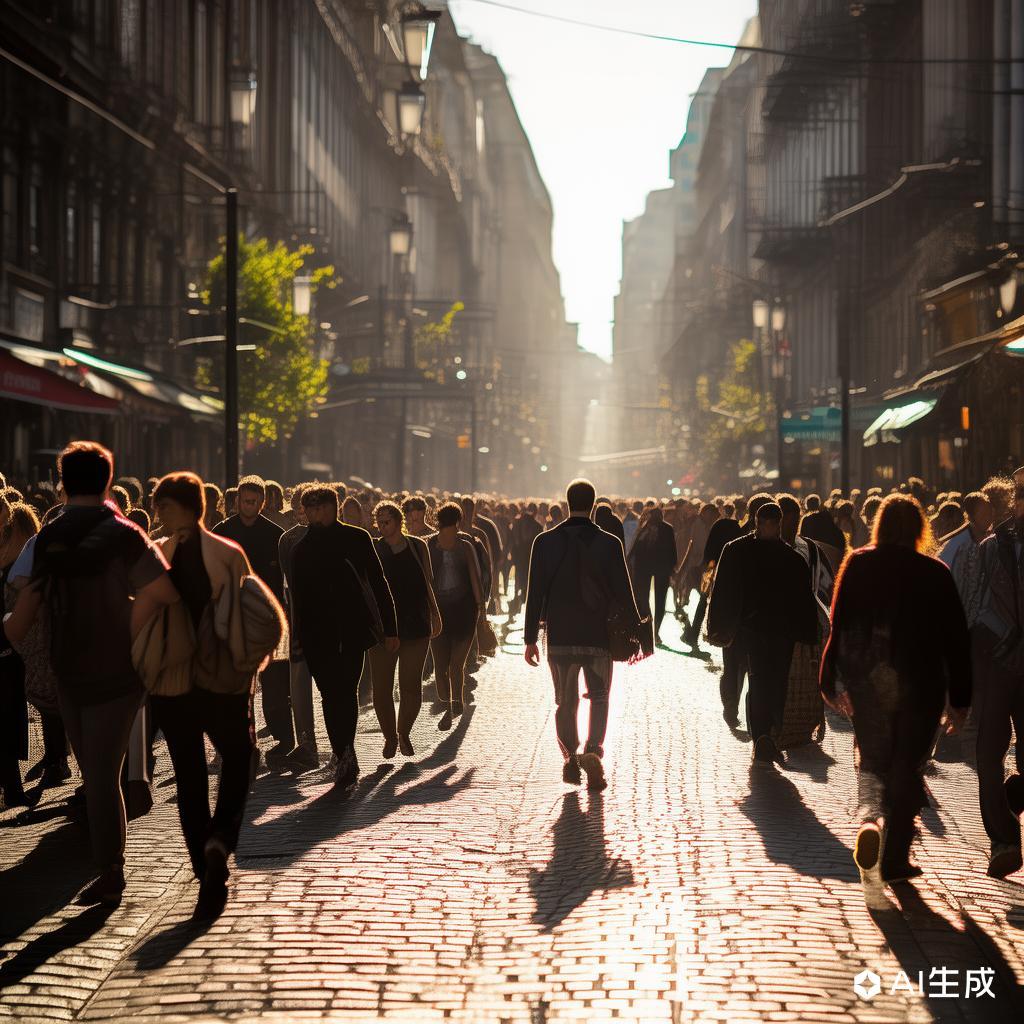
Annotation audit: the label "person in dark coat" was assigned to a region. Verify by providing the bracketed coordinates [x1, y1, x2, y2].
[821, 494, 971, 884]
[692, 494, 774, 721]
[627, 508, 677, 644]
[707, 502, 818, 762]
[594, 502, 626, 547]
[290, 486, 398, 793]
[524, 479, 643, 792]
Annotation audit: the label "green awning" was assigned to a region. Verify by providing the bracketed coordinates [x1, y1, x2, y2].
[863, 396, 938, 446]
[781, 406, 842, 443]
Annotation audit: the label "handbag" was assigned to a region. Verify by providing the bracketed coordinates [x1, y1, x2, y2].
[131, 599, 196, 697]
[574, 532, 652, 664]
[476, 615, 499, 657]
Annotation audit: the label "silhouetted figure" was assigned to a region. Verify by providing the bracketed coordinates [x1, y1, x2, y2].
[821, 494, 971, 883]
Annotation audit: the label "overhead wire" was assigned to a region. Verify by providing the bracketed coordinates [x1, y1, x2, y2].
[455, 0, 1022, 66]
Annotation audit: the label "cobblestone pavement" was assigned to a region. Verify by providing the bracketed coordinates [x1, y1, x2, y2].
[3, 609, 1024, 1023]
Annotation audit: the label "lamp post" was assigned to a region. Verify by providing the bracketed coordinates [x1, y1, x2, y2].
[225, 189, 239, 487]
[397, 81, 426, 137]
[770, 303, 787, 487]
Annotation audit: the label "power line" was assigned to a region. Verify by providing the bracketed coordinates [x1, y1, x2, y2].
[455, 0, 1022, 66]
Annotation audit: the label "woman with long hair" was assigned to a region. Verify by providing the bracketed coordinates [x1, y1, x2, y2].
[820, 494, 970, 884]
[428, 502, 483, 731]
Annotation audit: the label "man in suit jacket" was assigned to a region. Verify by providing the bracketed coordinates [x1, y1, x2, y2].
[291, 486, 397, 792]
[524, 479, 641, 792]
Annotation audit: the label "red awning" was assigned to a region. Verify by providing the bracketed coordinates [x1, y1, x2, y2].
[0, 349, 119, 414]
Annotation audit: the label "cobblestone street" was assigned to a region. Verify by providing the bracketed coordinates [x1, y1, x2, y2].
[3, 614, 1024, 1023]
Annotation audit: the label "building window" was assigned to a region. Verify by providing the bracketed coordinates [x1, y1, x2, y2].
[65, 186, 78, 283]
[90, 198, 102, 285]
[1, 148, 18, 261]
[194, 1, 209, 124]
[119, 0, 142, 75]
[28, 174, 42, 257]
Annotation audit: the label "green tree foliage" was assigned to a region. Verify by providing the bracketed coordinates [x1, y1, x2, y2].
[203, 237, 333, 445]
[414, 301, 464, 383]
[693, 339, 772, 475]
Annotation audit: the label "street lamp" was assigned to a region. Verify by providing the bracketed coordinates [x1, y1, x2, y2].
[293, 275, 312, 316]
[752, 299, 769, 329]
[230, 70, 257, 128]
[389, 214, 413, 256]
[398, 80, 426, 136]
[402, 7, 442, 78]
[1000, 273, 1018, 317]
[770, 304, 786, 333]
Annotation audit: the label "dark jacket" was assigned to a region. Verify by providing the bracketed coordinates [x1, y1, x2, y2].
[628, 520, 677, 576]
[820, 544, 971, 710]
[212, 513, 285, 602]
[524, 516, 639, 655]
[707, 533, 818, 648]
[977, 518, 1024, 674]
[702, 517, 742, 566]
[291, 521, 397, 653]
[595, 506, 625, 546]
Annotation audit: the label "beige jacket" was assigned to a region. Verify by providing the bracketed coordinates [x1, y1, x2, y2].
[156, 528, 282, 695]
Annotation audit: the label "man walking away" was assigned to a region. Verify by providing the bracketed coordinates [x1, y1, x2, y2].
[212, 475, 293, 764]
[4, 442, 177, 905]
[707, 502, 818, 764]
[290, 486, 398, 793]
[523, 479, 642, 792]
[975, 468, 1024, 878]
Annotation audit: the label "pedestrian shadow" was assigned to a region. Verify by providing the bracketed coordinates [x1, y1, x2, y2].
[783, 743, 835, 785]
[129, 915, 213, 971]
[528, 792, 634, 933]
[869, 882, 1024, 1016]
[0, 904, 114, 989]
[0, 820, 94, 943]
[739, 767, 859, 882]
[239, 712, 478, 865]
[655, 643, 712, 661]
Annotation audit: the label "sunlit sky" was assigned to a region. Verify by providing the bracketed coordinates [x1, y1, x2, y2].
[448, 0, 758, 359]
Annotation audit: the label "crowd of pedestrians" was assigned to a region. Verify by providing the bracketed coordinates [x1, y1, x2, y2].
[1, 444, 1022, 922]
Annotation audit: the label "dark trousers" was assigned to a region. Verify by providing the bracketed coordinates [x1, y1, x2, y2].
[58, 686, 142, 870]
[548, 655, 613, 759]
[304, 642, 365, 757]
[0, 655, 28, 798]
[689, 591, 709, 642]
[259, 659, 294, 747]
[720, 638, 747, 718]
[634, 571, 672, 637]
[41, 709, 68, 764]
[743, 629, 794, 742]
[851, 682, 941, 867]
[150, 688, 254, 878]
[973, 627, 1024, 852]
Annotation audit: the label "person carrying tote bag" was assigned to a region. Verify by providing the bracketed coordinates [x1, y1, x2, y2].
[149, 472, 283, 923]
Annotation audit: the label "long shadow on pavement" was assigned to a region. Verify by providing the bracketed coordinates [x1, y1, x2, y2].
[0, 904, 114, 989]
[870, 882, 1024, 1019]
[739, 765, 859, 882]
[528, 791, 634, 933]
[0, 819, 94, 943]
[238, 707, 478, 865]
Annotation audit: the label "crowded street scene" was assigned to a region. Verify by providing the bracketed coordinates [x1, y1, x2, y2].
[4, 1, 1024, 1022]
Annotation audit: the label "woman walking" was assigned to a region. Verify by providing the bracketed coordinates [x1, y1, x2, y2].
[428, 502, 484, 731]
[821, 494, 970, 883]
[370, 501, 440, 757]
[149, 472, 277, 920]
